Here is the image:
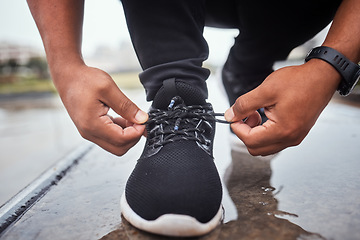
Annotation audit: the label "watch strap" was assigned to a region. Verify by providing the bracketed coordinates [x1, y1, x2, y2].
[305, 46, 360, 96]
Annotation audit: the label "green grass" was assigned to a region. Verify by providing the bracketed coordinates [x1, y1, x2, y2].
[111, 72, 142, 89]
[0, 76, 56, 95]
[0, 72, 142, 95]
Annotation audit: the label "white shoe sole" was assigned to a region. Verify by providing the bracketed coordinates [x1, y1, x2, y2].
[120, 193, 223, 237]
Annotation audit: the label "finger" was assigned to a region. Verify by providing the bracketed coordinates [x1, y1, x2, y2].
[112, 116, 148, 138]
[230, 120, 282, 149]
[246, 142, 289, 156]
[225, 83, 275, 122]
[100, 119, 145, 145]
[243, 111, 262, 128]
[232, 122, 285, 156]
[89, 134, 141, 156]
[88, 122, 144, 156]
[108, 115, 139, 129]
[84, 115, 145, 146]
[231, 118, 305, 156]
[101, 82, 148, 124]
[111, 116, 134, 128]
[81, 116, 143, 156]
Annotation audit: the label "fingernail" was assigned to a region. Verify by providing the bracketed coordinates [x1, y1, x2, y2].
[135, 110, 148, 123]
[224, 108, 234, 122]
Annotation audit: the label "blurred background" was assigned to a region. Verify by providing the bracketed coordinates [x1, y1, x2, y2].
[0, 0, 327, 207]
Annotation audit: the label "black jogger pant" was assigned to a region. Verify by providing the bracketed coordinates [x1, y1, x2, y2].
[121, 0, 342, 102]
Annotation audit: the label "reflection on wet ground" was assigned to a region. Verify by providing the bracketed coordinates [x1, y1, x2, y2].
[270, 95, 360, 240]
[0, 93, 85, 206]
[0, 78, 359, 240]
[222, 150, 328, 239]
[0, 89, 147, 206]
[100, 151, 325, 240]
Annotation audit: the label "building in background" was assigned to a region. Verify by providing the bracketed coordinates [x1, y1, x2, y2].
[84, 41, 141, 74]
[0, 42, 48, 82]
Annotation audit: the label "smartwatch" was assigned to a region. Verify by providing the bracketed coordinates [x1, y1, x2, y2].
[305, 46, 360, 96]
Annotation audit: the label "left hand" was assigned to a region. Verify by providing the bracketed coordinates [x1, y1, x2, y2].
[224, 59, 341, 156]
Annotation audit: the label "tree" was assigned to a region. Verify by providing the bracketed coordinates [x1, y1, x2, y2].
[26, 57, 49, 79]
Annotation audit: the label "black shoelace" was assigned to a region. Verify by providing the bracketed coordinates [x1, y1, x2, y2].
[144, 97, 230, 148]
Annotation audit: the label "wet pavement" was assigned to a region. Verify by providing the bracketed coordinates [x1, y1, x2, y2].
[0, 77, 359, 240]
[0, 93, 86, 206]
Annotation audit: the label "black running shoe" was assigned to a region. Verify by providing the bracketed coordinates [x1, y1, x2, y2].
[121, 79, 223, 237]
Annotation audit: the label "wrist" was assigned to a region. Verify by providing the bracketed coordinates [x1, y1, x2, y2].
[304, 58, 342, 92]
[47, 50, 85, 73]
[47, 51, 85, 76]
[305, 46, 360, 95]
[48, 56, 87, 93]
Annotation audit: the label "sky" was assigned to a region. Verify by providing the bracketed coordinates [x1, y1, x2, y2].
[0, 0, 238, 66]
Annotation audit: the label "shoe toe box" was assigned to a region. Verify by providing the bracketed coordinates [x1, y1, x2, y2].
[125, 141, 222, 223]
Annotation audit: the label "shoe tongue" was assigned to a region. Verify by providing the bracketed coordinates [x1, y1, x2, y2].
[152, 78, 207, 109]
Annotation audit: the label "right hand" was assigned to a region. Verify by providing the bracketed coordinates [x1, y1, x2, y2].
[53, 64, 148, 156]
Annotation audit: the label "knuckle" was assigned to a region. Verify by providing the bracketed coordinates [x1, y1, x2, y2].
[289, 133, 304, 146]
[112, 148, 128, 156]
[118, 99, 136, 112]
[79, 124, 93, 135]
[291, 139, 303, 147]
[97, 79, 112, 94]
[282, 126, 303, 146]
[94, 72, 113, 93]
[78, 129, 91, 141]
[243, 141, 255, 150]
[77, 123, 95, 140]
[234, 97, 247, 113]
[247, 148, 260, 156]
[242, 137, 260, 149]
[112, 142, 136, 156]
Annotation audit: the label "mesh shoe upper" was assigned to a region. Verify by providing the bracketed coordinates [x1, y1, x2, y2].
[124, 78, 222, 224]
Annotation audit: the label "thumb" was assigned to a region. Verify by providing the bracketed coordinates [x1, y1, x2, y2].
[224, 85, 273, 122]
[103, 84, 148, 124]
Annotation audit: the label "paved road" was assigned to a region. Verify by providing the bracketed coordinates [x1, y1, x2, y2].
[1, 76, 360, 239]
[0, 95, 85, 206]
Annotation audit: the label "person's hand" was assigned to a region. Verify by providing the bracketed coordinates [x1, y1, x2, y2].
[224, 59, 341, 156]
[53, 63, 148, 156]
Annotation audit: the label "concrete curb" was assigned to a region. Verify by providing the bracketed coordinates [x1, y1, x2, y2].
[0, 143, 93, 236]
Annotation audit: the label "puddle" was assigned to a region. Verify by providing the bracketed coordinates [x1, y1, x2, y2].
[100, 94, 360, 239]
[270, 99, 360, 240]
